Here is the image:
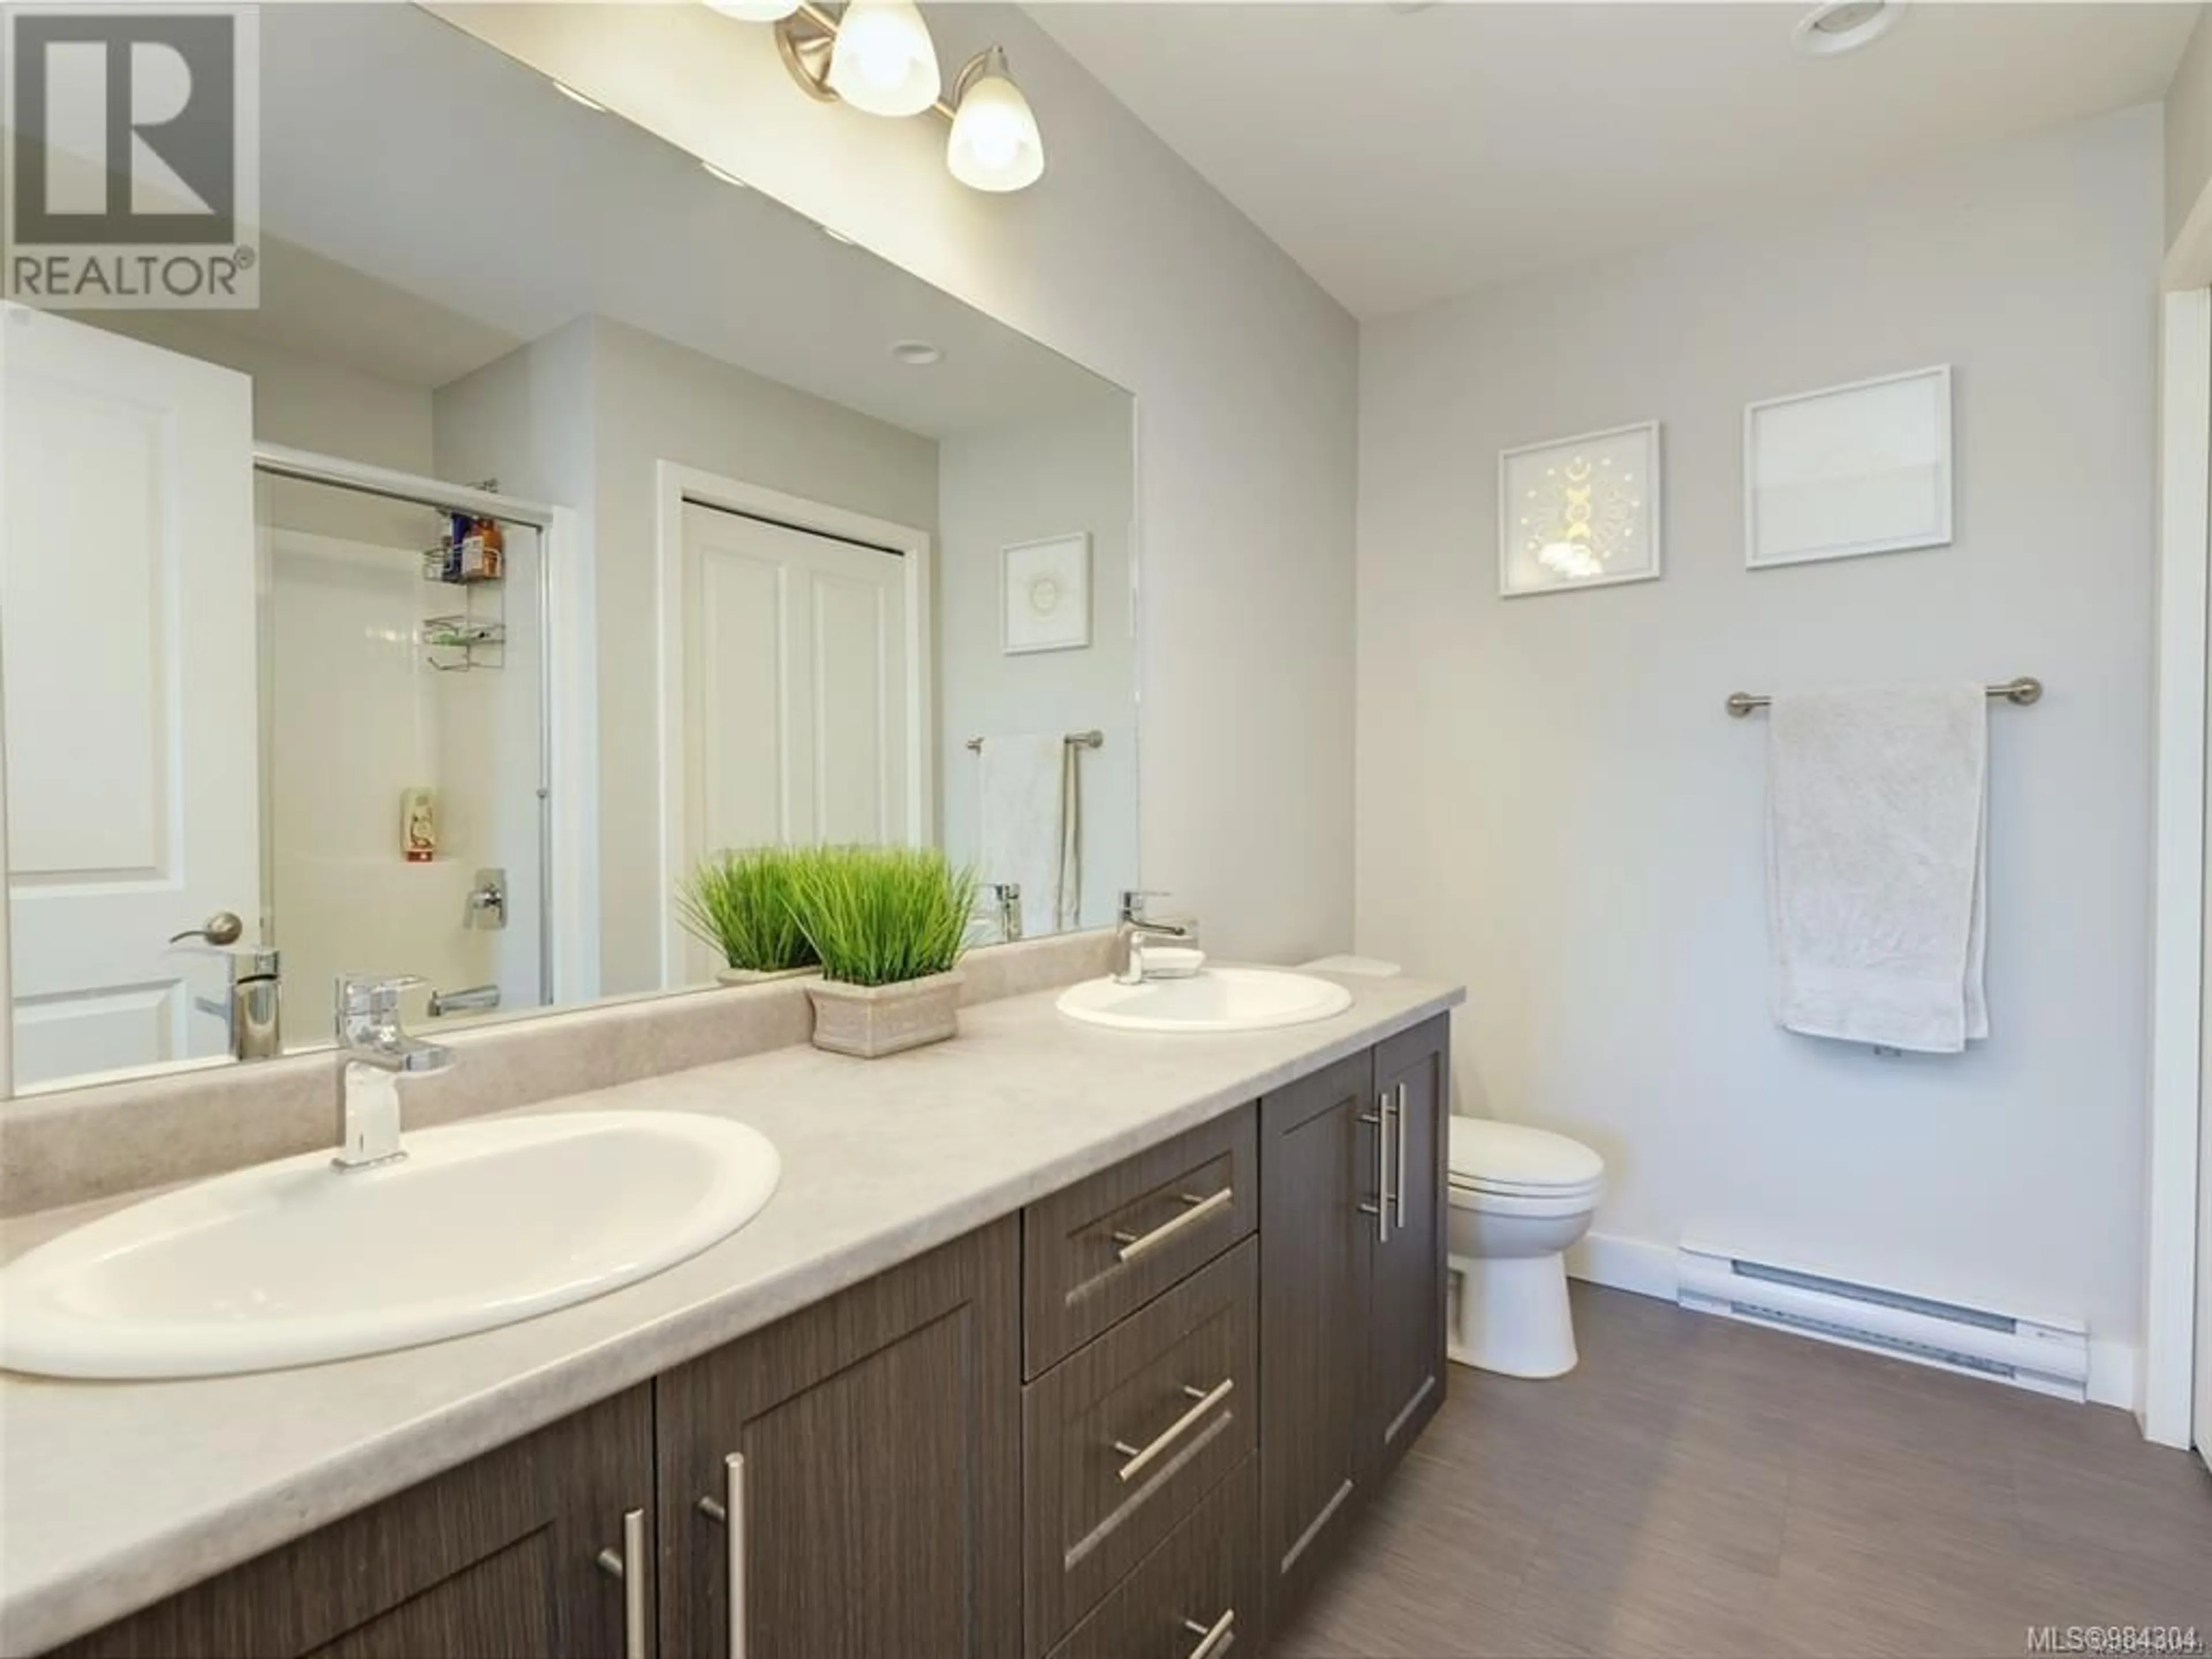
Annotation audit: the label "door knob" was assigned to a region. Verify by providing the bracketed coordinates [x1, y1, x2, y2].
[169, 911, 244, 946]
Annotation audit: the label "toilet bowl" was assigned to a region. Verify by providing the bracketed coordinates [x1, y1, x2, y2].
[1446, 1118, 1604, 1378]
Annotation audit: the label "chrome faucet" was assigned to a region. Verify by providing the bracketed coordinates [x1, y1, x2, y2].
[333, 974, 452, 1171]
[988, 882, 1024, 944]
[167, 911, 283, 1061]
[1111, 890, 1197, 985]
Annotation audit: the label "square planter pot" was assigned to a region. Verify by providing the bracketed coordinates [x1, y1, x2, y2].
[714, 965, 818, 987]
[805, 970, 964, 1059]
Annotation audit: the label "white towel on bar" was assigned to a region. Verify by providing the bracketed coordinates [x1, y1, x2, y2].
[1766, 685, 1988, 1054]
[978, 733, 1081, 935]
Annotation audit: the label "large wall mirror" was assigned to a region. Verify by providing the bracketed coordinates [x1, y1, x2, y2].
[0, 2, 1137, 1096]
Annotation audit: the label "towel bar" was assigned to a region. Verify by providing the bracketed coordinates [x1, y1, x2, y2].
[1725, 677, 2041, 718]
[965, 730, 1104, 751]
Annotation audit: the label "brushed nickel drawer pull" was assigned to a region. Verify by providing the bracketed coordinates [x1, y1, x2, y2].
[1110, 1185, 1234, 1263]
[593, 1506, 648, 1659]
[695, 1453, 748, 1658]
[1111, 1376, 1235, 1483]
[1183, 1609, 1237, 1659]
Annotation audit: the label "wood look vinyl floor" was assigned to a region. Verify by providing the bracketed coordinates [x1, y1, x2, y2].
[1272, 1285, 2212, 1659]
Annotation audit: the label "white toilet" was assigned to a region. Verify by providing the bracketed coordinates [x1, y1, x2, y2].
[1446, 1117, 1605, 1378]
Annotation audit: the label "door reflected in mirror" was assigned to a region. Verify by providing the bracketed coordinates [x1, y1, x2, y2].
[0, 1, 1136, 1097]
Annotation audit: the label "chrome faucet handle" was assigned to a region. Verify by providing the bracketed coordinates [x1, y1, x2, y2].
[1119, 889, 1171, 924]
[335, 974, 425, 1043]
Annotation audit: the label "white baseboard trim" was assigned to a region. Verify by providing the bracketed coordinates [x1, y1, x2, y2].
[2088, 1340, 2139, 1414]
[1565, 1231, 1677, 1302]
[1565, 1229, 2143, 1416]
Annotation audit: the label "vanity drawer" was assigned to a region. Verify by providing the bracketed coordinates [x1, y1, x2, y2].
[1044, 1457, 1256, 1659]
[1023, 1105, 1256, 1377]
[1024, 1238, 1258, 1656]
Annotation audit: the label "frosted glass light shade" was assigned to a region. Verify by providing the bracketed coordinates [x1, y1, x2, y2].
[948, 66, 1043, 192]
[705, 1, 802, 20]
[827, 0, 940, 117]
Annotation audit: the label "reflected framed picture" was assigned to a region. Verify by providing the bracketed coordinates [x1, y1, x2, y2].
[1002, 532, 1091, 654]
[1745, 365, 1952, 569]
[1498, 421, 1662, 597]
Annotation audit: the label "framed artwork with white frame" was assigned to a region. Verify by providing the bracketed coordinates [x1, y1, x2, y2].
[1498, 421, 1662, 597]
[1001, 532, 1091, 654]
[1745, 365, 1952, 569]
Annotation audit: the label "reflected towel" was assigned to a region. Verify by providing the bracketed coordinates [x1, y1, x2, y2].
[1767, 685, 1988, 1054]
[978, 733, 1081, 936]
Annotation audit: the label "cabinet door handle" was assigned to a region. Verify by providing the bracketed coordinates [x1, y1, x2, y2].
[1183, 1608, 1237, 1659]
[1112, 1185, 1234, 1263]
[1357, 1109, 1383, 1240]
[1111, 1376, 1234, 1483]
[593, 1506, 648, 1659]
[1373, 1095, 1393, 1244]
[695, 1453, 747, 1658]
[1393, 1082, 1409, 1230]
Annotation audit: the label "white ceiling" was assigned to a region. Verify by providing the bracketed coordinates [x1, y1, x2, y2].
[1031, 1, 2200, 319]
[229, 3, 1122, 437]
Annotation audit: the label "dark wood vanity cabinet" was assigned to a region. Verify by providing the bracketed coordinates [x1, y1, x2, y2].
[46, 1020, 1449, 1659]
[50, 1386, 657, 1659]
[1368, 1016, 1450, 1485]
[51, 1228, 1021, 1659]
[656, 1218, 1023, 1659]
[1257, 1014, 1450, 1640]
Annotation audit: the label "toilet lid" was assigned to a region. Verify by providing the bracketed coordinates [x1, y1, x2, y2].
[1447, 1118, 1604, 1192]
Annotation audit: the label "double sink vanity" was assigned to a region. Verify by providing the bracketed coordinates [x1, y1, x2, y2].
[0, 949, 1461, 1658]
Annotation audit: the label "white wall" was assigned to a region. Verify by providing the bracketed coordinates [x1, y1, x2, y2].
[2168, 7, 2212, 250]
[434, 1, 1361, 964]
[1356, 106, 2161, 1377]
[938, 396, 1137, 931]
[92, 313, 433, 476]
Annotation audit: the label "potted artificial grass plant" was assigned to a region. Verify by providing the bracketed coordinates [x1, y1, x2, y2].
[788, 846, 978, 1058]
[676, 847, 819, 984]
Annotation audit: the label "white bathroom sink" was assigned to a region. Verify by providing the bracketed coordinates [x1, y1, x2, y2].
[1056, 967, 1354, 1033]
[0, 1111, 779, 1380]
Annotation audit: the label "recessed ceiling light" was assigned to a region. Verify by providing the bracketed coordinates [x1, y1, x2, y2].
[821, 225, 856, 245]
[701, 161, 749, 189]
[551, 80, 608, 112]
[1793, 0, 1903, 57]
[890, 340, 942, 366]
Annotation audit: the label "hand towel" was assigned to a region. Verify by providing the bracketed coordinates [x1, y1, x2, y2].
[1767, 685, 1988, 1053]
[978, 733, 1080, 937]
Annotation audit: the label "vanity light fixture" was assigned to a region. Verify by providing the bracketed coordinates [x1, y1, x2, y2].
[946, 46, 1043, 194]
[1793, 0, 1904, 56]
[824, 0, 940, 116]
[550, 80, 608, 112]
[736, 1, 1046, 192]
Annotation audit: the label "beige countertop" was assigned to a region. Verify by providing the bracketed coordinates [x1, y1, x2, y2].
[0, 972, 1461, 1654]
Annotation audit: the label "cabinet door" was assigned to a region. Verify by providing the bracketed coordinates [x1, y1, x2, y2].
[1366, 1015, 1449, 1486]
[50, 1386, 654, 1659]
[654, 1219, 1021, 1659]
[1256, 1048, 1377, 1640]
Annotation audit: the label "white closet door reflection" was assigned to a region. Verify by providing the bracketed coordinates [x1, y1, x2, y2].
[679, 502, 911, 980]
